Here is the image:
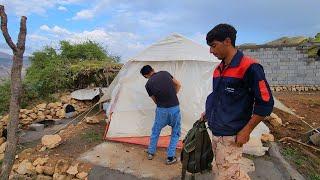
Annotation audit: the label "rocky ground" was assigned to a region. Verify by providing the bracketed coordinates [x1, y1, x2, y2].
[268, 91, 320, 179]
[0, 93, 102, 179]
[3, 113, 106, 179]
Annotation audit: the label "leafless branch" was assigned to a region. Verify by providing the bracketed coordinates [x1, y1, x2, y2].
[0, 5, 18, 52]
[16, 16, 27, 52]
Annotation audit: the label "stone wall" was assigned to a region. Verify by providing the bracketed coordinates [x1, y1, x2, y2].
[239, 45, 320, 85]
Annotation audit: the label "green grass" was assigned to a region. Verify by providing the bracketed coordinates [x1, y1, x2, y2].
[282, 147, 308, 167]
[81, 130, 102, 143]
[244, 154, 255, 160]
[310, 173, 320, 180]
[308, 46, 319, 58]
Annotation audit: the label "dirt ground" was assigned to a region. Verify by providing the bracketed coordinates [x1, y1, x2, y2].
[268, 91, 320, 179]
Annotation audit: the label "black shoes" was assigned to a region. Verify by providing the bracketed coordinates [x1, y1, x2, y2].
[166, 156, 177, 165]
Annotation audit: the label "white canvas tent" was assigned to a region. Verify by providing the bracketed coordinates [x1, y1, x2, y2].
[103, 33, 220, 147]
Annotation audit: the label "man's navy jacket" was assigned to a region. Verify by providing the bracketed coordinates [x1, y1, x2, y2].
[205, 50, 274, 136]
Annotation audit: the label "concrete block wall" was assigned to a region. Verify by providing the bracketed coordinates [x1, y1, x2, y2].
[240, 46, 320, 85]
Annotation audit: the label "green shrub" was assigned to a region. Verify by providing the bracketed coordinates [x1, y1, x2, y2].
[0, 80, 11, 115]
[25, 50, 71, 97]
[0, 41, 121, 114]
[60, 40, 109, 61]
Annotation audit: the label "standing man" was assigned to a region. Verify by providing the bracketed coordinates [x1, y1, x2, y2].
[140, 65, 182, 165]
[203, 24, 274, 179]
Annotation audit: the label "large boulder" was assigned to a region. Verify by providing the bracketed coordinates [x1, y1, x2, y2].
[16, 159, 36, 175]
[265, 113, 282, 127]
[37, 103, 47, 111]
[54, 159, 69, 174]
[35, 165, 44, 174]
[66, 164, 78, 176]
[20, 109, 28, 114]
[261, 133, 275, 142]
[55, 102, 63, 108]
[0, 137, 5, 145]
[47, 103, 57, 109]
[61, 95, 71, 104]
[0, 153, 4, 161]
[53, 173, 71, 180]
[46, 115, 53, 120]
[20, 114, 28, 119]
[44, 110, 51, 115]
[29, 113, 38, 120]
[36, 174, 53, 180]
[76, 172, 88, 179]
[21, 117, 33, 125]
[1, 115, 9, 125]
[0, 142, 6, 153]
[41, 135, 62, 149]
[85, 116, 100, 124]
[33, 157, 49, 166]
[56, 109, 65, 119]
[37, 111, 46, 120]
[43, 166, 55, 176]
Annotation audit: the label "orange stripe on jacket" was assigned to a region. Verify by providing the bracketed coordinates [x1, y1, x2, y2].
[213, 56, 257, 79]
[259, 80, 270, 102]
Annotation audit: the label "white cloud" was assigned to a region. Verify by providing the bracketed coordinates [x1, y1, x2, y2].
[57, 0, 83, 5]
[36, 25, 145, 60]
[40, 25, 50, 31]
[28, 34, 49, 41]
[0, 0, 55, 16]
[72, 9, 94, 20]
[66, 29, 144, 59]
[58, 6, 68, 12]
[40, 25, 71, 35]
[0, 0, 81, 16]
[71, 0, 110, 20]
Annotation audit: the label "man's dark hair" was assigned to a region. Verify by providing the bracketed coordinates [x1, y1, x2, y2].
[206, 24, 237, 47]
[140, 65, 153, 76]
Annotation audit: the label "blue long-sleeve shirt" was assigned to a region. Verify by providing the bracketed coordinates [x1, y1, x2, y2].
[205, 50, 274, 136]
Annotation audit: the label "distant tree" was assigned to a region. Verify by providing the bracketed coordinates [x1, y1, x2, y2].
[29, 46, 57, 68]
[110, 55, 121, 63]
[315, 33, 320, 42]
[60, 40, 109, 61]
[0, 5, 27, 179]
[25, 46, 70, 97]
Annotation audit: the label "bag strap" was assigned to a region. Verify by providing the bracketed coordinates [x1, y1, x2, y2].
[194, 126, 203, 173]
[181, 151, 189, 180]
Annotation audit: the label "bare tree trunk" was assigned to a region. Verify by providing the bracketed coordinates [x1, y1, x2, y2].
[0, 5, 27, 180]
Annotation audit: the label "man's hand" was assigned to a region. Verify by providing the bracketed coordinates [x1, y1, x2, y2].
[236, 114, 265, 146]
[235, 128, 250, 147]
[200, 112, 206, 121]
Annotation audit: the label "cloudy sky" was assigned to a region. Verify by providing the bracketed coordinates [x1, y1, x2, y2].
[0, 0, 319, 60]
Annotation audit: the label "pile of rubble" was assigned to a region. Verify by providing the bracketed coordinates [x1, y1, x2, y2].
[11, 156, 89, 180]
[1, 131, 88, 179]
[265, 113, 283, 127]
[261, 112, 283, 143]
[39, 134, 62, 151]
[270, 85, 320, 92]
[0, 94, 92, 128]
[0, 137, 6, 160]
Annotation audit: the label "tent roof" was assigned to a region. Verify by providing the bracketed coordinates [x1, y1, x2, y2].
[129, 33, 219, 62]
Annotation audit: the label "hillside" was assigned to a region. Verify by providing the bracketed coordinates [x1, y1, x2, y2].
[265, 36, 308, 46]
[0, 52, 30, 80]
